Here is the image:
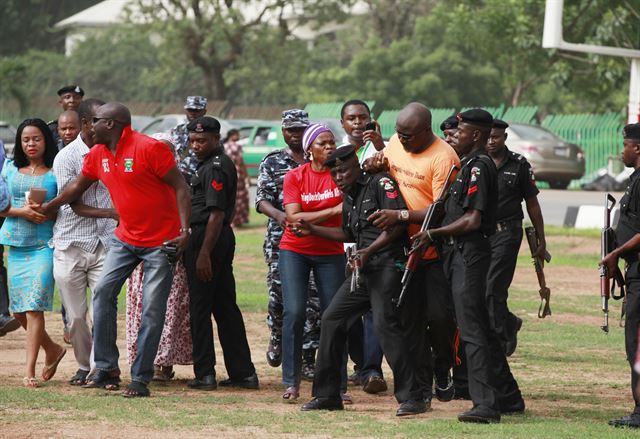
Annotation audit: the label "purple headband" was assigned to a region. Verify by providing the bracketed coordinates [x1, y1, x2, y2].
[302, 123, 331, 153]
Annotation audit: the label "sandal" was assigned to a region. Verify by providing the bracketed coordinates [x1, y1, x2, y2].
[82, 369, 121, 390]
[152, 365, 175, 382]
[122, 381, 150, 398]
[42, 347, 67, 381]
[23, 377, 38, 388]
[282, 385, 300, 403]
[69, 369, 89, 386]
[341, 393, 353, 405]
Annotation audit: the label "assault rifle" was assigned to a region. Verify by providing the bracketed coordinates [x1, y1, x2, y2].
[524, 227, 552, 318]
[346, 245, 361, 294]
[600, 193, 625, 333]
[394, 164, 459, 308]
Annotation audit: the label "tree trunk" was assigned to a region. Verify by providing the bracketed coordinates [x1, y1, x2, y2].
[511, 81, 524, 107]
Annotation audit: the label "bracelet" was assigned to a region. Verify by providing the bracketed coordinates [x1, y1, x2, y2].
[426, 229, 433, 241]
[179, 227, 192, 235]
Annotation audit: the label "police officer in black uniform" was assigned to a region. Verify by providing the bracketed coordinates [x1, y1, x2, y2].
[440, 115, 459, 147]
[296, 145, 427, 416]
[413, 109, 522, 424]
[184, 116, 258, 391]
[48, 85, 84, 146]
[602, 123, 640, 429]
[486, 119, 546, 356]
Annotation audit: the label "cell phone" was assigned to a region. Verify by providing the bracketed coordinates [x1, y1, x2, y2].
[29, 187, 47, 204]
[365, 121, 377, 131]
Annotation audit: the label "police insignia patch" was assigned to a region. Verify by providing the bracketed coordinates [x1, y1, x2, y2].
[470, 166, 480, 183]
[379, 177, 395, 191]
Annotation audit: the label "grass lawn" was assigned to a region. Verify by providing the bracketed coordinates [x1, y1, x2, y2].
[0, 217, 637, 438]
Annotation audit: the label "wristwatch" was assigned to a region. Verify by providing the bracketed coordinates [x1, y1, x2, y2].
[179, 227, 192, 235]
[399, 210, 409, 222]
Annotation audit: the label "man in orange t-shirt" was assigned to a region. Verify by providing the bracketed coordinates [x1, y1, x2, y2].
[368, 102, 460, 405]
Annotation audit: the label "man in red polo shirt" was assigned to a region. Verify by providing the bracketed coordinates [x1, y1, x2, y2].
[40, 102, 191, 398]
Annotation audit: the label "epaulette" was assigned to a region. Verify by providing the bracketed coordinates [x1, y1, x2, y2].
[509, 150, 526, 163]
[211, 155, 223, 168]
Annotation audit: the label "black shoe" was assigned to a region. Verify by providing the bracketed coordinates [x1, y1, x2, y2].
[69, 369, 90, 386]
[609, 413, 640, 428]
[458, 406, 501, 424]
[301, 397, 344, 411]
[362, 375, 388, 394]
[435, 370, 455, 402]
[0, 315, 20, 337]
[82, 369, 121, 390]
[454, 386, 471, 400]
[266, 336, 282, 367]
[188, 374, 217, 390]
[218, 372, 259, 390]
[505, 316, 523, 357]
[396, 399, 428, 416]
[500, 398, 525, 415]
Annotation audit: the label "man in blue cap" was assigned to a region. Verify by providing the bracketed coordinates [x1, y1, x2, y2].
[171, 95, 208, 182]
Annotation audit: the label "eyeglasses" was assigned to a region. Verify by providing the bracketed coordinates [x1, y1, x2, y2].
[92, 117, 126, 124]
[396, 126, 429, 142]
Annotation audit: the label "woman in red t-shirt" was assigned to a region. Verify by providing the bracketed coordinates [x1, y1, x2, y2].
[279, 124, 346, 402]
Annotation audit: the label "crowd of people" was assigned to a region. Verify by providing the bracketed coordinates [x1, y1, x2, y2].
[2, 85, 640, 428]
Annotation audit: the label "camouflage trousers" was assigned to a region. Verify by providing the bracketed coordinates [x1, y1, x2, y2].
[266, 260, 321, 350]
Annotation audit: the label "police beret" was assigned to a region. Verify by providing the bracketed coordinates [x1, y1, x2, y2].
[57, 85, 84, 96]
[184, 96, 207, 110]
[623, 123, 640, 140]
[282, 109, 310, 129]
[325, 144, 357, 168]
[440, 115, 458, 132]
[457, 109, 494, 127]
[187, 116, 221, 134]
[492, 119, 509, 129]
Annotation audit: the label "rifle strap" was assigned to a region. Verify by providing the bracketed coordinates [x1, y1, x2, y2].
[611, 267, 626, 301]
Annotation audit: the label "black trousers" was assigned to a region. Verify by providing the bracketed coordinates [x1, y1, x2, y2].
[313, 262, 422, 403]
[400, 260, 457, 398]
[185, 226, 255, 380]
[442, 237, 521, 412]
[486, 227, 522, 346]
[624, 262, 640, 414]
[0, 244, 9, 316]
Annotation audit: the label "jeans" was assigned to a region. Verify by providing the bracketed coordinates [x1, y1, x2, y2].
[279, 250, 345, 386]
[92, 237, 173, 384]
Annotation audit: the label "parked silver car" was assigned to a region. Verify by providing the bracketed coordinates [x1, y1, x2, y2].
[506, 123, 585, 189]
[140, 114, 237, 138]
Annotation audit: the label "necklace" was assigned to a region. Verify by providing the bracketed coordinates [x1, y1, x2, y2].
[28, 164, 41, 175]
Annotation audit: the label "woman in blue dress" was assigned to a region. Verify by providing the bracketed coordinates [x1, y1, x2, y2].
[0, 118, 64, 388]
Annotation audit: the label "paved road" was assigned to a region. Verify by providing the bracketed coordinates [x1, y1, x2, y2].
[528, 189, 625, 226]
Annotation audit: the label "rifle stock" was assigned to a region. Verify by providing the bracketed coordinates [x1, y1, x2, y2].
[394, 164, 459, 308]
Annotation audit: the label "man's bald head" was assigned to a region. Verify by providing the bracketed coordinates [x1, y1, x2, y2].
[92, 102, 132, 146]
[97, 102, 132, 125]
[395, 102, 435, 153]
[57, 110, 81, 146]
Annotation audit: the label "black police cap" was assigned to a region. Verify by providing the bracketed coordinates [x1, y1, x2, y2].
[457, 109, 494, 127]
[624, 123, 640, 141]
[187, 116, 221, 134]
[325, 144, 357, 168]
[492, 119, 509, 130]
[57, 85, 84, 97]
[440, 115, 458, 132]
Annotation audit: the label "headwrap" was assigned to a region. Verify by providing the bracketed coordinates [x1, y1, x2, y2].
[302, 123, 331, 153]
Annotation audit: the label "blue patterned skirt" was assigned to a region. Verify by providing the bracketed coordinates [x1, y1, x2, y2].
[8, 245, 54, 313]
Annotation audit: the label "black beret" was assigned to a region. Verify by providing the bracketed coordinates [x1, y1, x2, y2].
[492, 119, 509, 129]
[624, 123, 640, 140]
[187, 116, 221, 134]
[457, 109, 494, 127]
[57, 85, 84, 96]
[325, 144, 357, 168]
[440, 115, 458, 132]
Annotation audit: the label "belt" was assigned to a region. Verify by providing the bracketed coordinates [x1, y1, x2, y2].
[495, 219, 523, 233]
[441, 231, 488, 246]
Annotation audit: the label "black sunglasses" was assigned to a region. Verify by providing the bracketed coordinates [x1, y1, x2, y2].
[92, 117, 126, 124]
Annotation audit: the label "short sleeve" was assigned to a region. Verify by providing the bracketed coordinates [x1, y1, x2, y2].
[144, 140, 176, 178]
[283, 169, 301, 206]
[519, 161, 539, 200]
[463, 161, 490, 212]
[81, 149, 100, 181]
[53, 151, 77, 192]
[201, 163, 229, 211]
[256, 156, 276, 208]
[375, 175, 407, 211]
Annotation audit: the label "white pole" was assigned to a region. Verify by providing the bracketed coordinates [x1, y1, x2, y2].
[629, 58, 640, 124]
